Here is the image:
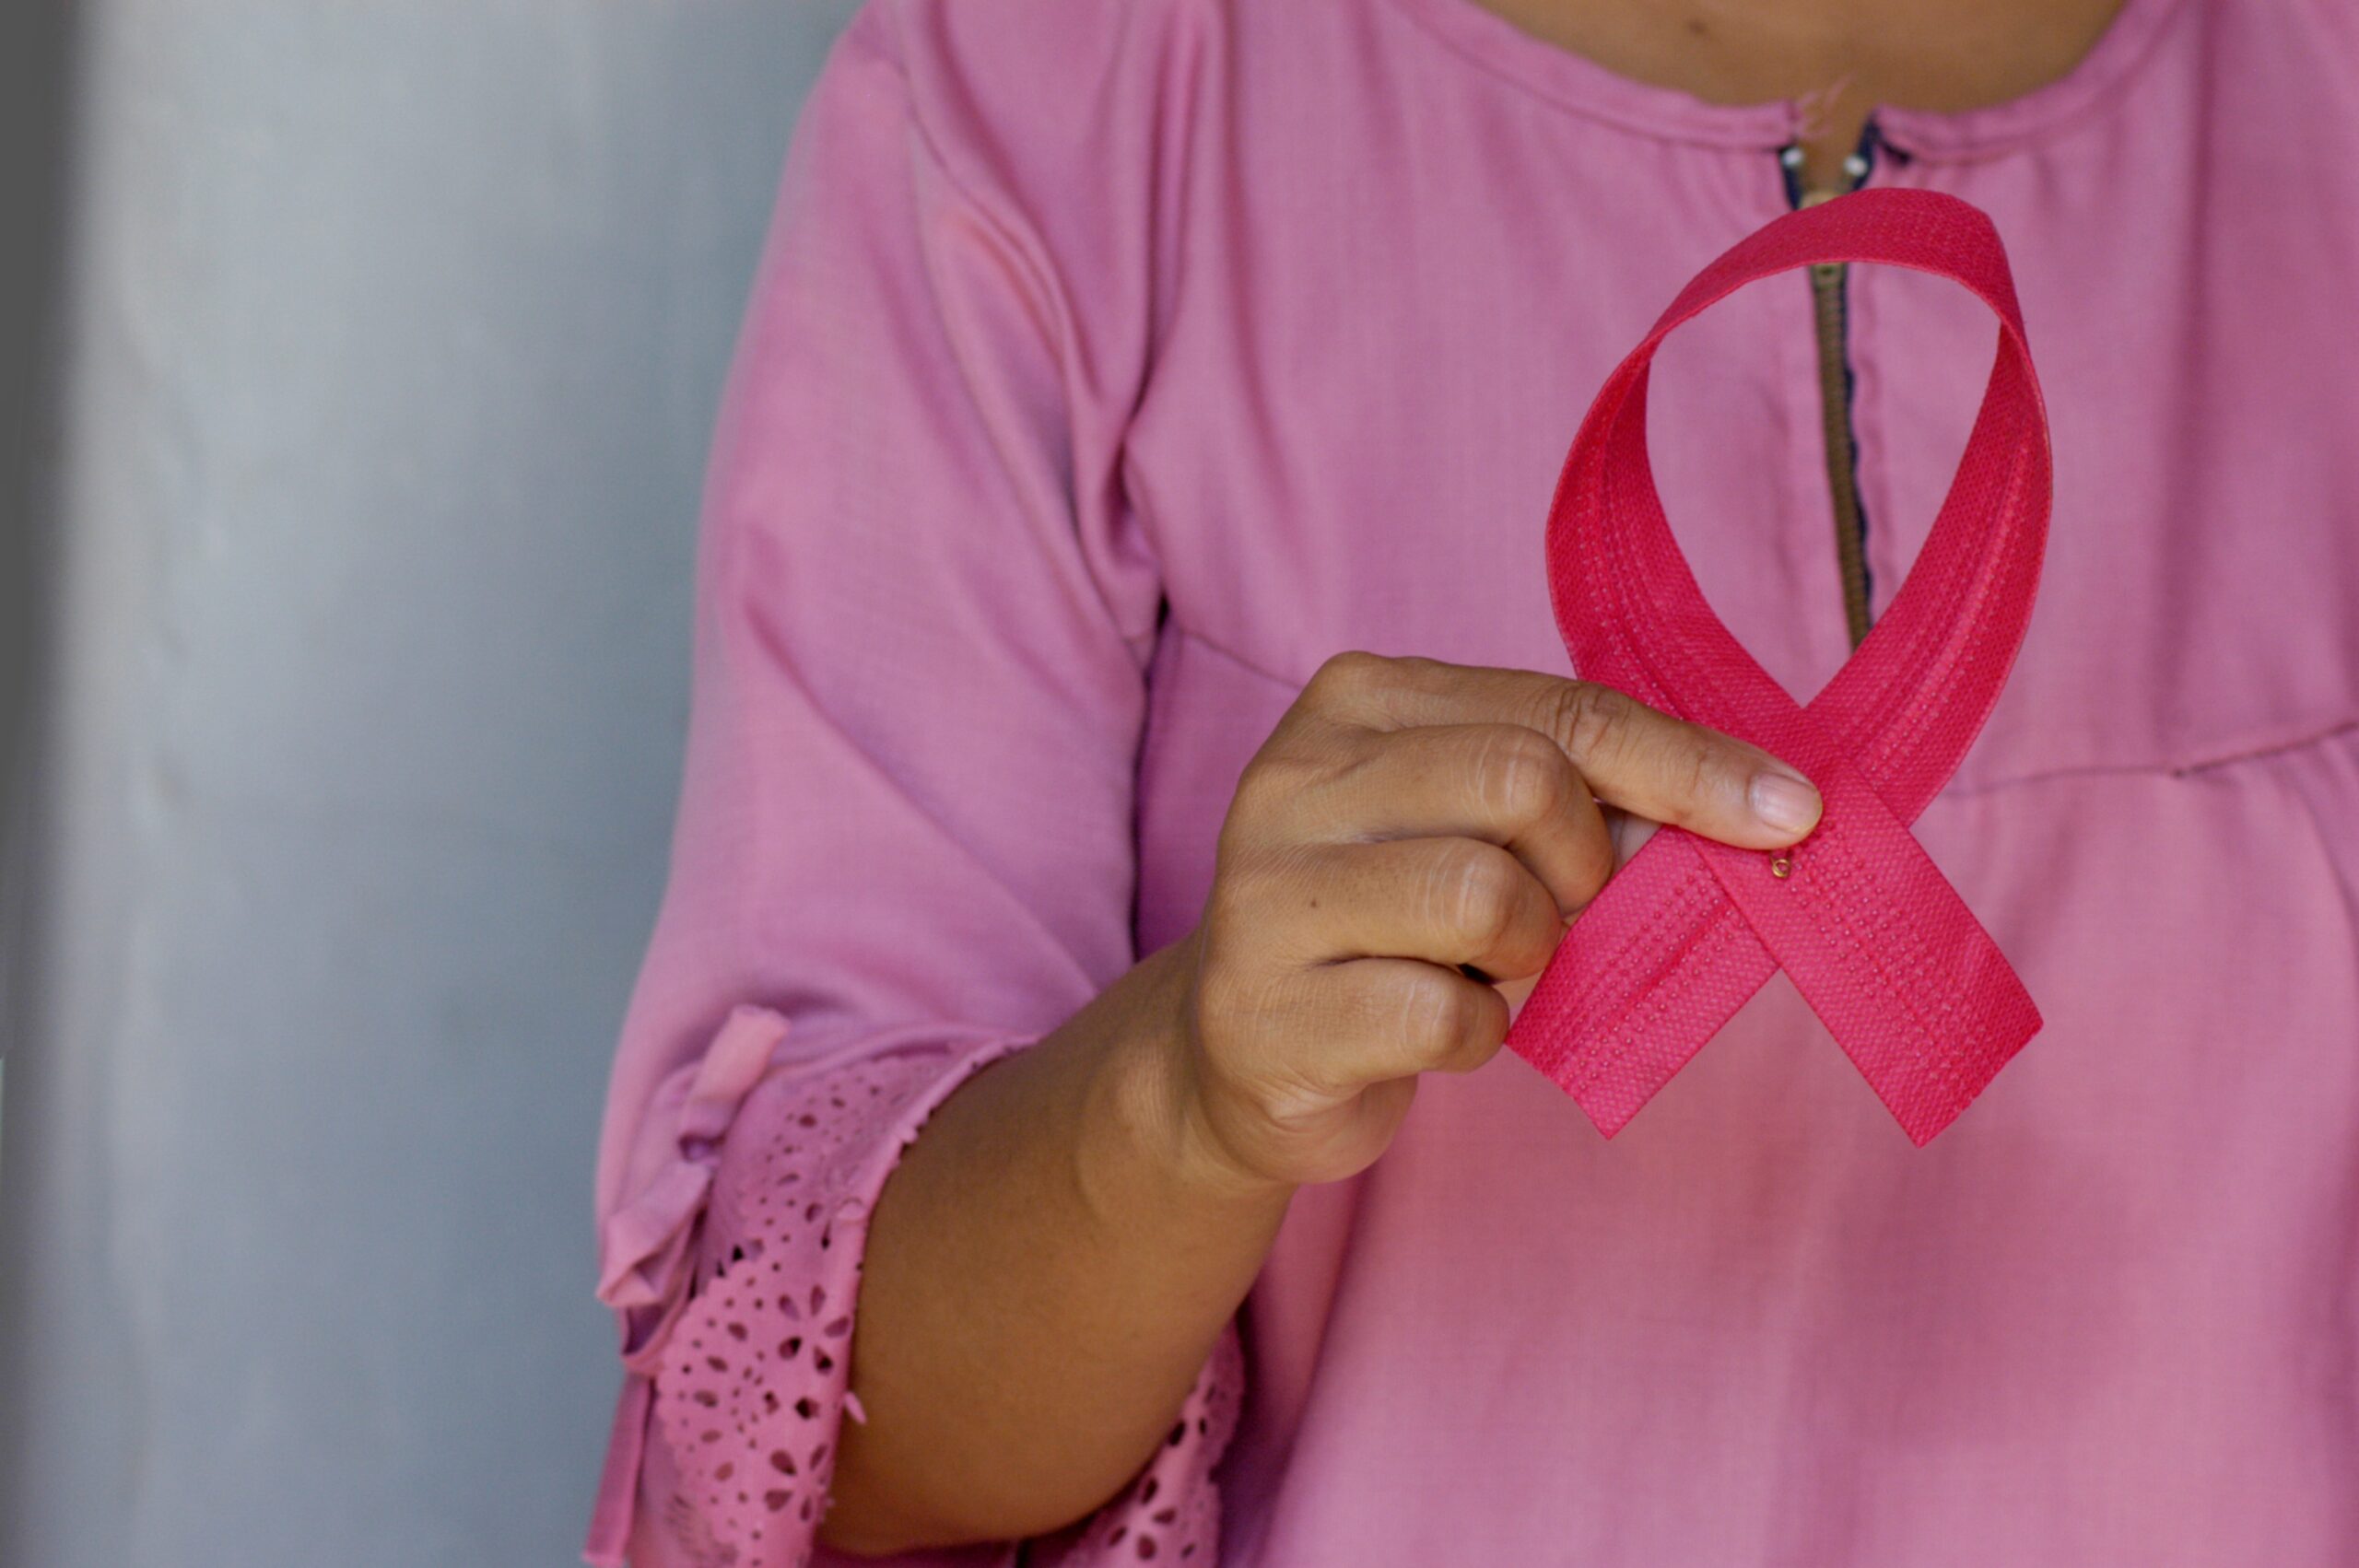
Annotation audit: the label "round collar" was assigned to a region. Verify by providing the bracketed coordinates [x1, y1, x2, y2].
[1379, 0, 2193, 160]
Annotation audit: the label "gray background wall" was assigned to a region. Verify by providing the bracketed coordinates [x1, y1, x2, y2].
[0, 5, 858, 1562]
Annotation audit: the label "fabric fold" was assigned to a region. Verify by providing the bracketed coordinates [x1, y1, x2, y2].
[597, 1004, 796, 1367]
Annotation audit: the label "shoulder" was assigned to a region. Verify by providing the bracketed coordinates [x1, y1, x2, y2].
[841, 0, 1233, 157]
[809, 0, 1247, 353]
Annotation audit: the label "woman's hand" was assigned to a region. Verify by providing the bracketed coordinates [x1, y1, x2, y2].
[1169, 651, 1824, 1193]
[827, 650, 1823, 1553]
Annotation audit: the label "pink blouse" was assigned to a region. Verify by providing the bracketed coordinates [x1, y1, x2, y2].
[586, 1, 2359, 1562]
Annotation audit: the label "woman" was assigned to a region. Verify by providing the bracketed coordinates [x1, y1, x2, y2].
[585, 1, 2359, 1562]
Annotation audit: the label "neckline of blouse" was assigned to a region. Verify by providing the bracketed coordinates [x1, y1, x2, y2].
[1378, 0, 2194, 162]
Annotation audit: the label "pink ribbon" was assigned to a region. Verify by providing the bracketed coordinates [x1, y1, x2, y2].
[1505, 188, 2052, 1146]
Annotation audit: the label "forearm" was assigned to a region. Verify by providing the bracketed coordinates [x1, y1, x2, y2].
[816, 657, 1823, 1557]
[819, 931, 1290, 1555]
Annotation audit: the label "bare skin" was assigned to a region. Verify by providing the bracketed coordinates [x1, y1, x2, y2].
[818, 1, 2128, 1555]
[823, 657, 1823, 1553]
[1476, 0, 2130, 191]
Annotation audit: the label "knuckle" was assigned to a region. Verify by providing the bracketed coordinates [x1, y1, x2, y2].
[1230, 746, 1332, 828]
[1305, 649, 1391, 708]
[1226, 759, 1291, 825]
[1550, 680, 1627, 766]
[1473, 724, 1574, 826]
[1388, 653, 1451, 685]
[1679, 737, 1724, 818]
[1657, 729, 1740, 826]
[1431, 840, 1527, 951]
[1440, 996, 1508, 1071]
[1414, 973, 1500, 1068]
[1381, 965, 1477, 1055]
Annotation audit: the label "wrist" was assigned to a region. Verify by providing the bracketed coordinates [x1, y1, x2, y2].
[1087, 932, 1298, 1223]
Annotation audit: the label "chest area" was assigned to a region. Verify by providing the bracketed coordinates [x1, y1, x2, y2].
[1122, 152, 2359, 801]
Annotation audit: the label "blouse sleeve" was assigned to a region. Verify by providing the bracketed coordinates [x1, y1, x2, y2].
[581, 8, 1242, 1568]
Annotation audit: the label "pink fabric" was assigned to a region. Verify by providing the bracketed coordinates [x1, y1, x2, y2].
[590, 0, 2359, 1562]
[1510, 189, 2050, 1143]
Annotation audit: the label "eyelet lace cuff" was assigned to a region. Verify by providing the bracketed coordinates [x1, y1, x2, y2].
[587, 1012, 1245, 1568]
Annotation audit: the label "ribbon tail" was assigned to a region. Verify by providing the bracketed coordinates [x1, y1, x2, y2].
[1508, 831, 1779, 1137]
[1793, 879, 2042, 1146]
[1693, 762, 2043, 1145]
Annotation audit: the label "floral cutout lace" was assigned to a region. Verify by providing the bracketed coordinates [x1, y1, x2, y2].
[1039, 1326, 1243, 1568]
[629, 1017, 1244, 1568]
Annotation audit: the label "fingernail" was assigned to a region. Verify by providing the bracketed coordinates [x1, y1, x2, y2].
[1748, 771, 1823, 836]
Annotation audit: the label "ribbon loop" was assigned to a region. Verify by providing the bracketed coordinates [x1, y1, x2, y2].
[1505, 187, 2053, 1145]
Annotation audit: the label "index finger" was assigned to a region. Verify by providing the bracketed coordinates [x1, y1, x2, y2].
[1328, 656, 1823, 851]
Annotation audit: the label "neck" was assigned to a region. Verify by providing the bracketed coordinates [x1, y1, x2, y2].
[1468, 0, 2129, 191]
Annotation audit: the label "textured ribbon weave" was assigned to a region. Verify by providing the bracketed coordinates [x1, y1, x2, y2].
[1504, 187, 2052, 1146]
